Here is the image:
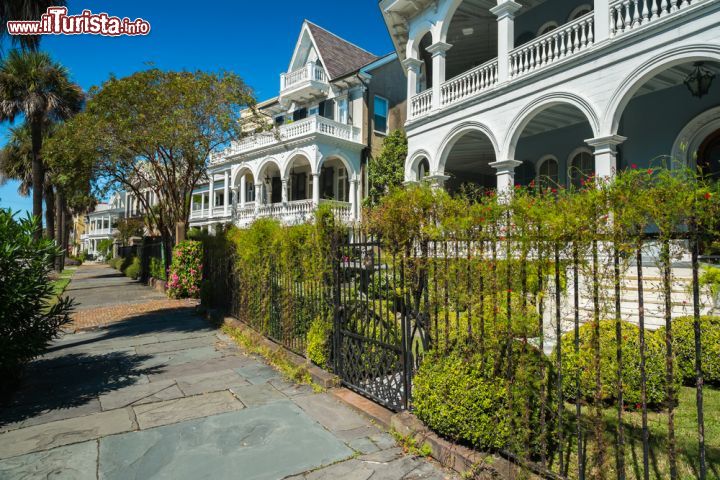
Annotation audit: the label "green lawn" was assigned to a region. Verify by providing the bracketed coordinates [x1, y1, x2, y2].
[49, 267, 76, 303]
[547, 386, 720, 480]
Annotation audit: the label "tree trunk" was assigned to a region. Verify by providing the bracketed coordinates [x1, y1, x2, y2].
[45, 183, 55, 241]
[62, 206, 71, 270]
[54, 190, 65, 271]
[30, 121, 44, 240]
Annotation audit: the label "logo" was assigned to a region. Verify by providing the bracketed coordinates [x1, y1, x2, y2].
[6, 7, 151, 37]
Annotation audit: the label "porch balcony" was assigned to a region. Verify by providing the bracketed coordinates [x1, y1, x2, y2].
[233, 199, 353, 228]
[279, 62, 330, 104]
[81, 229, 115, 239]
[210, 115, 362, 165]
[405, 0, 709, 122]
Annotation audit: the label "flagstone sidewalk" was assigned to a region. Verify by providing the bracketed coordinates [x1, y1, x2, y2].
[0, 264, 456, 480]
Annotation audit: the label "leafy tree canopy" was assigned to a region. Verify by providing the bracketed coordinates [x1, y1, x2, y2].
[366, 129, 407, 208]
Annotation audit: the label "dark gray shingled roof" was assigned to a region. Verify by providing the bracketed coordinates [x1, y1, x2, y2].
[305, 21, 379, 80]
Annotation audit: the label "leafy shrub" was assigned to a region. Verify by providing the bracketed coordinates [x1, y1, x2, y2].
[656, 316, 720, 386]
[108, 257, 120, 269]
[124, 257, 141, 280]
[149, 256, 167, 281]
[0, 211, 74, 395]
[556, 320, 676, 408]
[167, 240, 203, 298]
[699, 266, 720, 301]
[306, 315, 333, 368]
[413, 342, 557, 458]
[119, 255, 135, 273]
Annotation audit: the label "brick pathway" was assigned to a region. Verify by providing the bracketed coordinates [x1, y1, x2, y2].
[0, 264, 457, 479]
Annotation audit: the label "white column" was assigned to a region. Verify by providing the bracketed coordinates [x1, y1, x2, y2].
[402, 58, 423, 117]
[240, 175, 247, 208]
[208, 175, 215, 216]
[312, 172, 320, 206]
[490, 159, 523, 199]
[223, 171, 230, 216]
[585, 135, 627, 182]
[124, 194, 129, 218]
[490, 0, 522, 84]
[254, 182, 263, 212]
[349, 179, 358, 221]
[426, 42, 452, 110]
[281, 179, 289, 204]
[231, 186, 238, 215]
[594, 0, 610, 43]
[426, 173, 450, 190]
[201, 192, 205, 217]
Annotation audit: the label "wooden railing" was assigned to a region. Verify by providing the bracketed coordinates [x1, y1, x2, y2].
[441, 59, 498, 107]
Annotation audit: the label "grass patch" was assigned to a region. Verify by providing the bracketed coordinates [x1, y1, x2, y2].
[390, 429, 433, 457]
[549, 386, 719, 480]
[47, 267, 77, 307]
[221, 324, 323, 392]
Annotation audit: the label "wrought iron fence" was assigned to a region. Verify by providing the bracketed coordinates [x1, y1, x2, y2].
[202, 222, 715, 479]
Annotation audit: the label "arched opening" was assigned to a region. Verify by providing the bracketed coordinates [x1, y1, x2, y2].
[512, 102, 595, 187]
[417, 157, 430, 181]
[441, 130, 497, 194]
[418, 32, 433, 92]
[286, 155, 313, 201]
[537, 155, 560, 189]
[614, 59, 720, 172]
[318, 157, 352, 202]
[697, 128, 720, 181]
[257, 161, 282, 205]
[445, 0, 497, 81]
[568, 147, 594, 189]
[233, 168, 255, 206]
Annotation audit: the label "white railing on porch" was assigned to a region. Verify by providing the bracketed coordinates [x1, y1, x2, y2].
[409, 0, 705, 120]
[610, 0, 695, 37]
[231, 199, 353, 227]
[441, 59, 498, 107]
[510, 12, 594, 79]
[281, 63, 327, 91]
[211, 115, 361, 164]
[410, 89, 433, 117]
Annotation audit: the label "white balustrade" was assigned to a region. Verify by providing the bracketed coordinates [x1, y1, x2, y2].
[441, 60, 498, 107]
[610, 0, 693, 37]
[210, 116, 361, 164]
[410, 89, 433, 119]
[282, 63, 327, 91]
[510, 13, 595, 79]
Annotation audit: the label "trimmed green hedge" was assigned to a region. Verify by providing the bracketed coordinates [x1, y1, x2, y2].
[125, 257, 141, 280]
[656, 316, 720, 386]
[413, 343, 557, 458]
[306, 315, 333, 369]
[556, 320, 677, 408]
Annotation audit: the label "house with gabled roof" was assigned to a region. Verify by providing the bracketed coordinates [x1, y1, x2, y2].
[190, 20, 406, 229]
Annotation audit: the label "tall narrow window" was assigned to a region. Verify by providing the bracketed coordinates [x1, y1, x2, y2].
[374, 95, 389, 134]
[246, 181, 255, 202]
[537, 156, 559, 189]
[569, 150, 594, 188]
[338, 97, 348, 124]
[337, 166, 348, 202]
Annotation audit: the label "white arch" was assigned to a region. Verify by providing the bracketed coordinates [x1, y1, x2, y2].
[318, 152, 358, 181]
[536, 154, 559, 176]
[406, 149, 433, 181]
[255, 157, 282, 182]
[503, 92, 600, 160]
[282, 150, 314, 180]
[230, 165, 254, 188]
[438, 0, 468, 43]
[407, 20, 437, 59]
[671, 106, 720, 167]
[436, 121, 500, 174]
[602, 44, 720, 135]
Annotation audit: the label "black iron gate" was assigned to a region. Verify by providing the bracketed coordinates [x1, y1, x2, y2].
[333, 228, 429, 411]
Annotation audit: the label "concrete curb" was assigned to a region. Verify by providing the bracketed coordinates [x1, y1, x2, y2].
[204, 311, 522, 479]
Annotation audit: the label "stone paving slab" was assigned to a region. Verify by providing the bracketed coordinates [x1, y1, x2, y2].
[292, 393, 369, 433]
[0, 408, 133, 459]
[99, 402, 354, 480]
[176, 370, 249, 396]
[132, 390, 244, 430]
[0, 398, 103, 433]
[230, 383, 287, 407]
[98, 379, 182, 411]
[0, 441, 98, 480]
[135, 335, 217, 355]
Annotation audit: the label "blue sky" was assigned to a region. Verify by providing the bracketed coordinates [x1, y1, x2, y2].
[0, 0, 395, 214]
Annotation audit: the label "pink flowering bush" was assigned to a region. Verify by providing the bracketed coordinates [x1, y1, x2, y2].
[167, 240, 203, 299]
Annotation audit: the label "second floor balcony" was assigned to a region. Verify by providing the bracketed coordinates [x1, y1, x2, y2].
[210, 114, 362, 165]
[397, 0, 711, 122]
[279, 62, 329, 104]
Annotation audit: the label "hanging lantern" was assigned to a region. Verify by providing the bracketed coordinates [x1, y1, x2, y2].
[684, 62, 715, 99]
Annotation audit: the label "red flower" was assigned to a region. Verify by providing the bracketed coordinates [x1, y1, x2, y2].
[631, 163, 637, 169]
[551, 188, 558, 193]
[635, 403, 642, 410]
[647, 168, 653, 175]
[529, 180, 536, 188]
[705, 192, 712, 200]
[515, 184, 521, 189]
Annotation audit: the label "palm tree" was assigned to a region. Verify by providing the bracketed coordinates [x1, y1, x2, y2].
[0, 50, 83, 238]
[0, 122, 60, 239]
[0, 0, 64, 52]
